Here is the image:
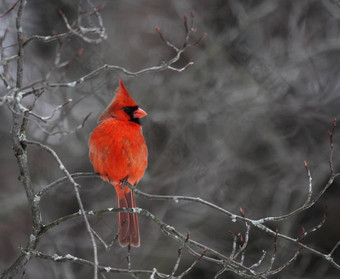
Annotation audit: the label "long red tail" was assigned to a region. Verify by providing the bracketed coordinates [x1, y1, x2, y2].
[116, 190, 140, 247]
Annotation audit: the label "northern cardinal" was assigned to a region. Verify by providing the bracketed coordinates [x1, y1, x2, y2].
[88, 79, 148, 247]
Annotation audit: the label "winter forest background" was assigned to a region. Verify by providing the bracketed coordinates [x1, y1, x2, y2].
[1, 0, 340, 278]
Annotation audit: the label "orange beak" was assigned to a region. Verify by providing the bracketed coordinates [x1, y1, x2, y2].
[133, 107, 147, 119]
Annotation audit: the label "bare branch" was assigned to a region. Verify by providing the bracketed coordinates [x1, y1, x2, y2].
[267, 229, 279, 273]
[25, 250, 168, 277]
[24, 140, 99, 279]
[21, 13, 205, 97]
[234, 222, 251, 263]
[3, 1, 43, 278]
[37, 172, 98, 197]
[92, 227, 119, 252]
[33, 112, 92, 136]
[21, 58, 194, 96]
[0, 54, 19, 66]
[214, 266, 228, 279]
[328, 118, 336, 176]
[249, 250, 266, 269]
[0, 72, 9, 88]
[302, 161, 313, 206]
[23, 32, 73, 48]
[169, 232, 191, 278]
[18, 98, 72, 122]
[268, 247, 302, 275]
[155, 27, 179, 52]
[177, 248, 207, 278]
[0, 0, 21, 17]
[328, 241, 340, 258]
[229, 232, 238, 259]
[297, 205, 327, 242]
[55, 4, 106, 44]
[38, 169, 340, 271]
[39, 205, 260, 277]
[256, 120, 339, 224]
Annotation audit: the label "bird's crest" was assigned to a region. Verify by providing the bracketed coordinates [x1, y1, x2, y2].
[98, 79, 138, 122]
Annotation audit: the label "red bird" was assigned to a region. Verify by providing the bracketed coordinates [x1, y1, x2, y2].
[88, 79, 148, 247]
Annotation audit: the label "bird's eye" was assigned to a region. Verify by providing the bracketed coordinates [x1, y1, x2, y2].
[123, 107, 130, 113]
[123, 106, 138, 115]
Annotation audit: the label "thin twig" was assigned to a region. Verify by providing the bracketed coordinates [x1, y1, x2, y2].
[302, 161, 313, 206]
[233, 209, 250, 262]
[37, 172, 98, 197]
[297, 205, 328, 242]
[249, 250, 266, 269]
[263, 229, 279, 274]
[328, 118, 336, 176]
[0, 54, 19, 66]
[26, 250, 168, 277]
[0, 0, 21, 17]
[23, 32, 73, 48]
[91, 228, 118, 252]
[213, 266, 228, 279]
[177, 248, 208, 278]
[327, 241, 340, 258]
[21, 60, 195, 96]
[267, 247, 302, 275]
[169, 232, 191, 278]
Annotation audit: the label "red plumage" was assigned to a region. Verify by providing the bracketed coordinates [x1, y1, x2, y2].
[88, 79, 147, 247]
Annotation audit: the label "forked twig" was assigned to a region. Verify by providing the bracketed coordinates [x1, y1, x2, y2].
[169, 232, 191, 278]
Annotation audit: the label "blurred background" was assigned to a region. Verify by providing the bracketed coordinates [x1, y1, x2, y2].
[1, 0, 340, 278]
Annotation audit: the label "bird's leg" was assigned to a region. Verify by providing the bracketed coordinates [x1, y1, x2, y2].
[119, 176, 129, 190]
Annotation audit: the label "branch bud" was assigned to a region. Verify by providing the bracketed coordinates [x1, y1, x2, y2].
[237, 232, 244, 244]
[184, 14, 189, 33]
[303, 161, 310, 176]
[185, 231, 190, 243]
[240, 207, 245, 217]
[77, 48, 84, 56]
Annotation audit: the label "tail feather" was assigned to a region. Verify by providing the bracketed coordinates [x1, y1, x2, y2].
[117, 190, 140, 247]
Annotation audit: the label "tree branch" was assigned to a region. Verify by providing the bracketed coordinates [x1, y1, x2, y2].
[21, 12, 205, 97]
[37, 170, 340, 272]
[24, 250, 169, 278]
[23, 139, 99, 279]
[2, 1, 42, 278]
